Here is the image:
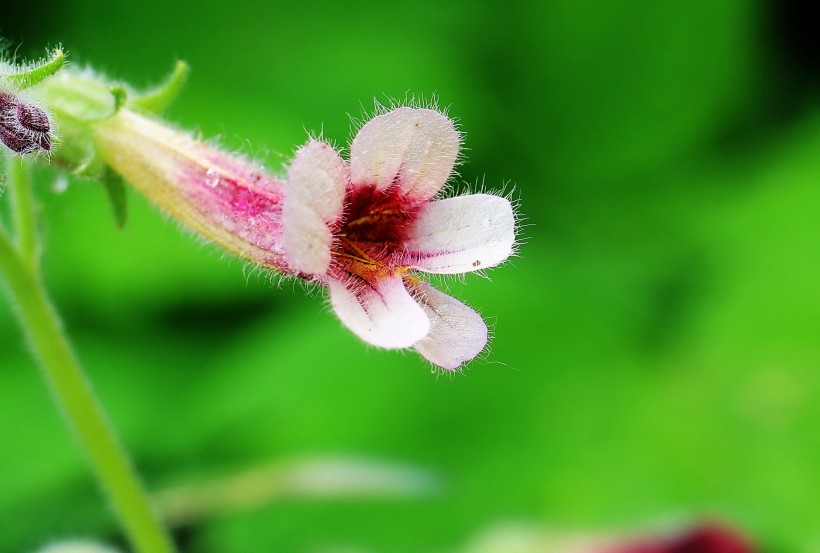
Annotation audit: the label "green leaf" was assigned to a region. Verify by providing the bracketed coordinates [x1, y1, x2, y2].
[101, 168, 128, 228]
[131, 60, 189, 113]
[5, 48, 66, 90]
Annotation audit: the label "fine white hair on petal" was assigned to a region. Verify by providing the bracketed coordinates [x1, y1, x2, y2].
[329, 276, 431, 349]
[283, 140, 348, 275]
[349, 107, 459, 200]
[405, 194, 515, 274]
[413, 282, 488, 370]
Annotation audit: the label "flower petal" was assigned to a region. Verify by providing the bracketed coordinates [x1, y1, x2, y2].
[349, 107, 459, 200]
[283, 212, 333, 275]
[413, 283, 488, 370]
[329, 276, 431, 349]
[287, 140, 348, 222]
[405, 194, 515, 274]
[283, 140, 348, 274]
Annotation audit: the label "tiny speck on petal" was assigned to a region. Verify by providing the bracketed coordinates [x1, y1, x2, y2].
[407, 194, 515, 274]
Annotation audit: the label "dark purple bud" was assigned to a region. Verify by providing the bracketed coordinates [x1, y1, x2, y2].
[0, 124, 37, 154]
[38, 133, 52, 151]
[0, 90, 52, 154]
[17, 102, 51, 134]
[0, 92, 15, 116]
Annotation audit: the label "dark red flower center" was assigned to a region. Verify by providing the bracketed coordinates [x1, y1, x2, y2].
[332, 184, 423, 284]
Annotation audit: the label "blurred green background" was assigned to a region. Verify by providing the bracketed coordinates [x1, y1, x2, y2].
[2, 0, 819, 551]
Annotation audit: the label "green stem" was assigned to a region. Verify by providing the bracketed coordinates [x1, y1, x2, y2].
[8, 158, 39, 266]
[0, 174, 175, 553]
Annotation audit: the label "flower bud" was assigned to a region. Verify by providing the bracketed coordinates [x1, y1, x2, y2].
[0, 91, 52, 155]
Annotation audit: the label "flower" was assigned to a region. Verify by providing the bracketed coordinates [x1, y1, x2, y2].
[282, 107, 515, 369]
[0, 90, 52, 155]
[92, 106, 515, 370]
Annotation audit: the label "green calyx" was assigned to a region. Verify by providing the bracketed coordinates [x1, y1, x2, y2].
[30, 56, 190, 227]
[2, 47, 66, 90]
[131, 60, 189, 114]
[1, 43, 189, 229]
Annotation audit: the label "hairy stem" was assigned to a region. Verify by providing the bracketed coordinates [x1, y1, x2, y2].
[8, 158, 39, 266]
[0, 164, 176, 553]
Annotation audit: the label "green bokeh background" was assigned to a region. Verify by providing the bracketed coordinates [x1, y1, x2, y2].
[2, 1, 819, 551]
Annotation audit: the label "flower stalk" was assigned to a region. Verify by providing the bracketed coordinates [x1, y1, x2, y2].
[0, 160, 176, 553]
[3, 42, 516, 551]
[8, 157, 39, 265]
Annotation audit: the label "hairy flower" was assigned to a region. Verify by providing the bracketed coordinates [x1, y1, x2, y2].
[282, 107, 516, 369]
[93, 106, 515, 370]
[0, 91, 52, 155]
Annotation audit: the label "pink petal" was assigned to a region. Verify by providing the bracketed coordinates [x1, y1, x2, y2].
[406, 194, 515, 274]
[283, 140, 348, 274]
[349, 107, 459, 200]
[413, 283, 488, 370]
[329, 276, 431, 349]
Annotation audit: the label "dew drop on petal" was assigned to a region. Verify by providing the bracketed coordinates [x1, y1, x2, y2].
[205, 167, 220, 188]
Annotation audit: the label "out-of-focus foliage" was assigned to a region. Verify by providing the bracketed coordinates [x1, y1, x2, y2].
[1, 0, 818, 552]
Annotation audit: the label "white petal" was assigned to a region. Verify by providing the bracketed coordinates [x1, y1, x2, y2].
[349, 107, 459, 200]
[413, 283, 488, 370]
[287, 140, 348, 222]
[405, 194, 515, 274]
[283, 141, 348, 274]
[329, 276, 431, 349]
[283, 212, 333, 275]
